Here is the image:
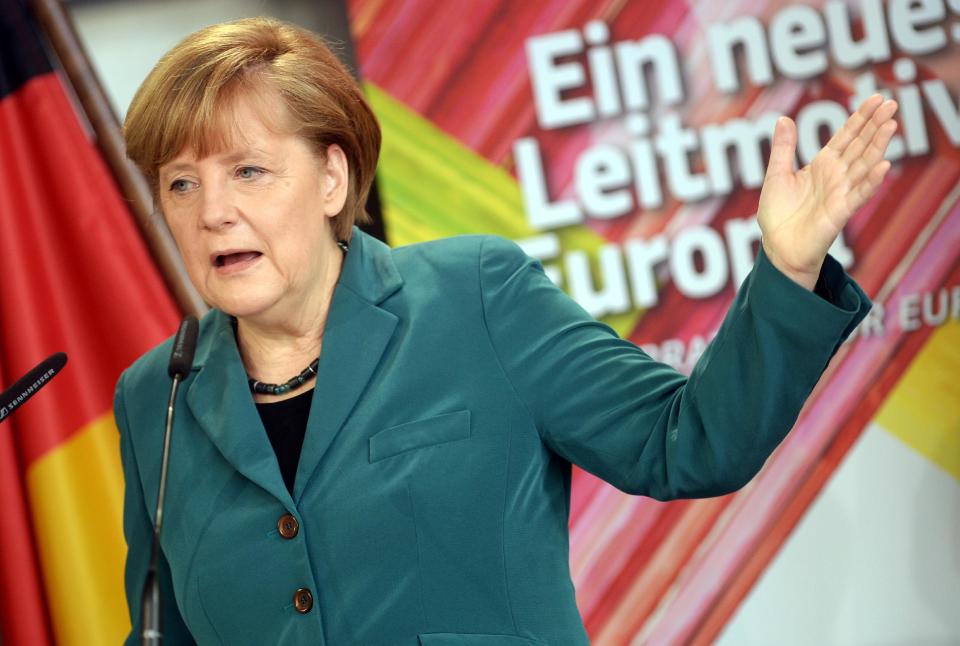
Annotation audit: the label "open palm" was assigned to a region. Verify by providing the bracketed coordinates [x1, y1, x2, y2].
[757, 95, 898, 289]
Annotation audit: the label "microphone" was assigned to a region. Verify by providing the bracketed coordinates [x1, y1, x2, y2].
[0, 352, 68, 423]
[141, 317, 199, 646]
[167, 319, 198, 380]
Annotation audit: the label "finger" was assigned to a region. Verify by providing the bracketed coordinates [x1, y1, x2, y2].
[841, 99, 898, 166]
[846, 119, 898, 186]
[766, 116, 797, 179]
[848, 160, 891, 212]
[826, 94, 884, 154]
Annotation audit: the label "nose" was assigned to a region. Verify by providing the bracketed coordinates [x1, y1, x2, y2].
[198, 181, 237, 231]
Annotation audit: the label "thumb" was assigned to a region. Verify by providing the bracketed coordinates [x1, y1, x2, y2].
[766, 116, 797, 179]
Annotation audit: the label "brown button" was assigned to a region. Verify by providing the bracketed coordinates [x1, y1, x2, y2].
[277, 514, 299, 539]
[294, 587, 313, 613]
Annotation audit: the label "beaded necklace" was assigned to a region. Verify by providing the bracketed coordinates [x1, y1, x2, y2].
[248, 359, 319, 396]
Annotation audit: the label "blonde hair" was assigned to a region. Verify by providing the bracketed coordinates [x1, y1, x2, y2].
[123, 17, 380, 241]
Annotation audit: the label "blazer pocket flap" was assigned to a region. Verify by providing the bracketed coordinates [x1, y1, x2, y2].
[369, 410, 471, 463]
[419, 634, 545, 646]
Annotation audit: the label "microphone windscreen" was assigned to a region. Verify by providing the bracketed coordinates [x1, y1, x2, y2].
[168, 317, 199, 380]
[0, 352, 68, 421]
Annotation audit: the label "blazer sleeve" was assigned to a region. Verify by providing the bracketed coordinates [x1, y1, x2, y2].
[114, 371, 197, 645]
[478, 235, 871, 500]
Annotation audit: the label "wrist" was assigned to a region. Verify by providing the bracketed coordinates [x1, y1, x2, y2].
[761, 241, 820, 291]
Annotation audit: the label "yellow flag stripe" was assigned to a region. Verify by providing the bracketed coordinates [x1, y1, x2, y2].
[26, 412, 130, 645]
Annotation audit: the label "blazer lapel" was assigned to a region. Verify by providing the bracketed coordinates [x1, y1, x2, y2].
[293, 228, 402, 502]
[183, 228, 402, 508]
[186, 312, 295, 510]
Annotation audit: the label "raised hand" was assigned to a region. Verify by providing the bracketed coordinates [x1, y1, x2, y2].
[757, 94, 898, 290]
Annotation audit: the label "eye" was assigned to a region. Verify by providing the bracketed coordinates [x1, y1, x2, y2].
[169, 178, 196, 194]
[236, 166, 265, 180]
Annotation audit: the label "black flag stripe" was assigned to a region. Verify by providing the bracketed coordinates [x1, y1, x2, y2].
[0, 0, 53, 100]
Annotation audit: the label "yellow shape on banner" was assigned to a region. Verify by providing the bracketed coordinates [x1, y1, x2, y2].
[364, 83, 641, 337]
[875, 321, 960, 481]
[26, 412, 130, 645]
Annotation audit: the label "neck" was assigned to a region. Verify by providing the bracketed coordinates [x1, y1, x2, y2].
[237, 318, 324, 380]
[234, 242, 344, 401]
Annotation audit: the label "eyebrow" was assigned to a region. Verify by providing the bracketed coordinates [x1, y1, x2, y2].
[219, 149, 270, 164]
[160, 148, 271, 178]
[160, 161, 195, 177]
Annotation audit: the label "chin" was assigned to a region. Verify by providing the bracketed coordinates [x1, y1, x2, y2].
[209, 290, 281, 321]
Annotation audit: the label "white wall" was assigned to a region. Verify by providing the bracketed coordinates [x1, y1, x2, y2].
[716, 424, 960, 646]
[69, 0, 351, 119]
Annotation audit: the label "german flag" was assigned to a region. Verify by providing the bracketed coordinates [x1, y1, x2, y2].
[0, 1, 179, 643]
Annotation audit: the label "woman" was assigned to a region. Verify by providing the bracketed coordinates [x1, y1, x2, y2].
[116, 16, 896, 646]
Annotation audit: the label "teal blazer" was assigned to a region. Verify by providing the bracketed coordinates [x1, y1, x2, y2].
[115, 227, 870, 645]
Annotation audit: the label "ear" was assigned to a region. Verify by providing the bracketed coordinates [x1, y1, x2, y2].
[321, 144, 349, 217]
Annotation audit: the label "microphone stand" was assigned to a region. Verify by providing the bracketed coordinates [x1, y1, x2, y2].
[140, 374, 182, 644]
[141, 317, 198, 645]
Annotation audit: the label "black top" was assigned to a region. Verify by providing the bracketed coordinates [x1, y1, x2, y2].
[255, 387, 313, 495]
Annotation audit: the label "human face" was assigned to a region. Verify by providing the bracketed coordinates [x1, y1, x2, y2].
[158, 91, 348, 324]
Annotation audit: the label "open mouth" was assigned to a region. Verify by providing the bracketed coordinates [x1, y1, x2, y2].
[215, 251, 262, 267]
